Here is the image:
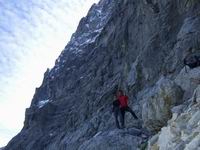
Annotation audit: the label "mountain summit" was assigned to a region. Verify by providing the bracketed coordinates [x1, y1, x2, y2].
[5, 0, 200, 150]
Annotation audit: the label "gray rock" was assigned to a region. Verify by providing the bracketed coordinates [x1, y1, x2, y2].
[142, 77, 183, 132]
[78, 128, 143, 150]
[147, 87, 200, 150]
[4, 0, 200, 149]
[175, 66, 200, 101]
[192, 85, 200, 103]
[127, 59, 139, 87]
[171, 104, 185, 114]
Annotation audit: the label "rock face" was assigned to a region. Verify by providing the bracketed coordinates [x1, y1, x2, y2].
[78, 128, 144, 150]
[148, 85, 200, 150]
[5, 0, 200, 150]
[175, 66, 200, 100]
[141, 77, 183, 133]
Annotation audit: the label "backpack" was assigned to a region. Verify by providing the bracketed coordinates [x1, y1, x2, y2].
[183, 51, 200, 71]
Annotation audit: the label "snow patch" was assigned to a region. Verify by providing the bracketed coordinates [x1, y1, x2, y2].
[74, 41, 79, 46]
[73, 49, 83, 55]
[96, 9, 102, 14]
[95, 28, 103, 33]
[55, 67, 59, 71]
[94, 131, 102, 138]
[89, 16, 96, 22]
[86, 24, 89, 28]
[38, 99, 49, 108]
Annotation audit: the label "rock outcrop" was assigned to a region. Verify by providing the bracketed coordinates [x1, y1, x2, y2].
[141, 77, 183, 133]
[78, 128, 147, 150]
[148, 85, 200, 150]
[5, 0, 200, 150]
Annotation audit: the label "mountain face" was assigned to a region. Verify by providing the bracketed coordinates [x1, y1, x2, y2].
[5, 0, 200, 150]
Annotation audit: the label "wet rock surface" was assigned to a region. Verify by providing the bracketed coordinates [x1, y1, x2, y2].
[5, 0, 200, 150]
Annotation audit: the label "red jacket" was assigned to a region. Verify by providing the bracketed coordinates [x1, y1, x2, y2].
[118, 95, 128, 108]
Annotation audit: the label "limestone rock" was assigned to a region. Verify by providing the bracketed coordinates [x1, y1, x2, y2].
[142, 77, 183, 132]
[192, 85, 200, 103]
[175, 66, 200, 100]
[148, 86, 200, 150]
[4, 0, 200, 149]
[78, 128, 144, 150]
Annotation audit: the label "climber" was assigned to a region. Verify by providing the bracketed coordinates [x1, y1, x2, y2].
[116, 90, 138, 128]
[112, 94, 121, 129]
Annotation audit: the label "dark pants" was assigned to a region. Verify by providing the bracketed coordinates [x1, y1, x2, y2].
[113, 108, 120, 129]
[120, 106, 138, 128]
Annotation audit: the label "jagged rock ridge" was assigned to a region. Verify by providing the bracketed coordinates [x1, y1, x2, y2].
[5, 0, 200, 150]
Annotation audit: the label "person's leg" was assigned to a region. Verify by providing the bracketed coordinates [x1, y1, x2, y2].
[114, 109, 120, 129]
[120, 108, 125, 128]
[126, 107, 138, 119]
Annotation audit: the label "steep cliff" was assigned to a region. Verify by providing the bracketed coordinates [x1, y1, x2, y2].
[5, 0, 200, 150]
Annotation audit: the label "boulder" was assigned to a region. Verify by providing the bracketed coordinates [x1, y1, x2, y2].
[142, 77, 183, 132]
[148, 86, 200, 150]
[175, 66, 200, 101]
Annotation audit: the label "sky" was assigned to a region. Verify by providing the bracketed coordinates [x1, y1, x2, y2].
[0, 0, 99, 147]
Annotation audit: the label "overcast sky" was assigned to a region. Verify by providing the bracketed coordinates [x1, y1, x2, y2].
[0, 0, 99, 147]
